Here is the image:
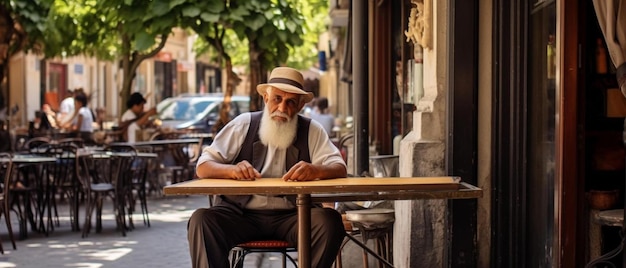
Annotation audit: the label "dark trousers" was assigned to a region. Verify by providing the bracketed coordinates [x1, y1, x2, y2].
[187, 205, 345, 268]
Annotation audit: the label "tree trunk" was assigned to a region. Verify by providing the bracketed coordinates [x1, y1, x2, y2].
[213, 60, 239, 133]
[248, 42, 265, 112]
[0, 6, 14, 118]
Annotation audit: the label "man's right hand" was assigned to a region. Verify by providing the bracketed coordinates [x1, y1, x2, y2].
[231, 160, 261, 181]
[147, 107, 157, 116]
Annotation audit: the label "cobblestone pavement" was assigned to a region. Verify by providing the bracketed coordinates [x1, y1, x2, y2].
[0, 195, 295, 268]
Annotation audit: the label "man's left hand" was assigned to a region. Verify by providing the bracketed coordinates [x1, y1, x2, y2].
[283, 161, 318, 181]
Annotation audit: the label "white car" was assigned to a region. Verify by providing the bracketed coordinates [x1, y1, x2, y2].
[156, 93, 250, 133]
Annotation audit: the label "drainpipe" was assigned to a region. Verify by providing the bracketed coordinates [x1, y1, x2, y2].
[352, 0, 369, 176]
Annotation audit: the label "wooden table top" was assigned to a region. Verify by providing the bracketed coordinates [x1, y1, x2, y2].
[164, 177, 483, 201]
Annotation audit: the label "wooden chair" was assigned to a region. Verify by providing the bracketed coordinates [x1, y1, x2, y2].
[0, 153, 17, 253]
[229, 240, 298, 268]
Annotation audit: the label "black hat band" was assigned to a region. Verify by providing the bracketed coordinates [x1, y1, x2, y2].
[268, 78, 303, 90]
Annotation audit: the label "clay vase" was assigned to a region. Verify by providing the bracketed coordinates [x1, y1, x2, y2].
[588, 189, 620, 210]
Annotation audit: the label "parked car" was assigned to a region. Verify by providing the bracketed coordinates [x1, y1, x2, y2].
[156, 93, 250, 133]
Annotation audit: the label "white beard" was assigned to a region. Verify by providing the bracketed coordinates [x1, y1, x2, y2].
[258, 106, 298, 150]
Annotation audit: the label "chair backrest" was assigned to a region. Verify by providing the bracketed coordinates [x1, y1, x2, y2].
[0, 153, 13, 201]
[22, 137, 51, 153]
[337, 133, 354, 175]
[104, 144, 137, 153]
[57, 137, 84, 148]
[103, 145, 138, 191]
[43, 144, 81, 189]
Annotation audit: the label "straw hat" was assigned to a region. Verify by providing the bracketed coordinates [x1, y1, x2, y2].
[257, 67, 314, 103]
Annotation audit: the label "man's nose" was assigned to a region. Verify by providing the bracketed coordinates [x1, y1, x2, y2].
[277, 101, 288, 112]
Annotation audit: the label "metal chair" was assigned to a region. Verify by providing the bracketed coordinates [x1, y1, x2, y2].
[0, 153, 17, 253]
[80, 148, 135, 237]
[42, 144, 83, 232]
[229, 240, 298, 268]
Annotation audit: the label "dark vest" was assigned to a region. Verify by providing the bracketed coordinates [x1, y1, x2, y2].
[217, 111, 311, 212]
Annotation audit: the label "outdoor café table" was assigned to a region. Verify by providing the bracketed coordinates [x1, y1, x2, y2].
[110, 138, 200, 166]
[163, 176, 483, 268]
[111, 138, 201, 188]
[1, 154, 57, 238]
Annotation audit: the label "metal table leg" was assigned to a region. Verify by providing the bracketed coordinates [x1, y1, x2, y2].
[297, 194, 311, 268]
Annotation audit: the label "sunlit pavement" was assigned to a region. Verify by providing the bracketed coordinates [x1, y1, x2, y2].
[0, 195, 292, 268]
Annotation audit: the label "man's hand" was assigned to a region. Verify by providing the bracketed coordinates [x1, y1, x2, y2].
[283, 161, 319, 181]
[147, 107, 157, 116]
[231, 160, 261, 181]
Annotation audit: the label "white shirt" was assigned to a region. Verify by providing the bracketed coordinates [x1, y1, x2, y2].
[197, 113, 346, 209]
[121, 109, 139, 142]
[309, 111, 335, 135]
[60, 97, 74, 114]
[75, 107, 93, 132]
[58, 97, 75, 123]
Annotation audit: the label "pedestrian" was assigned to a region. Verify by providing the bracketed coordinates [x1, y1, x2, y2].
[187, 66, 347, 268]
[309, 96, 335, 136]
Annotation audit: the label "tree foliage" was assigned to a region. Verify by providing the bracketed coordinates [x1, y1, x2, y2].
[0, 0, 54, 114]
[51, 0, 187, 115]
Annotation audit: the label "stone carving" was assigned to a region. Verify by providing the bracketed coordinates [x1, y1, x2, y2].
[405, 0, 432, 50]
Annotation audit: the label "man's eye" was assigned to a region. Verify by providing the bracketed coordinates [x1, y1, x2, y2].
[286, 100, 297, 108]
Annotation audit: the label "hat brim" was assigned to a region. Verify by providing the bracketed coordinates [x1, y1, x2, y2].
[257, 83, 314, 103]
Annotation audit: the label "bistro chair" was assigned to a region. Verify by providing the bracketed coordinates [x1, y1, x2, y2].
[335, 209, 394, 268]
[106, 144, 152, 229]
[9, 153, 48, 239]
[81, 148, 135, 237]
[20, 136, 51, 154]
[149, 132, 187, 185]
[42, 144, 82, 232]
[130, 145, 155, 227]
[56, 137, 84, 148]
[229, 240, 298, 268]
[0, 153, 17, 253]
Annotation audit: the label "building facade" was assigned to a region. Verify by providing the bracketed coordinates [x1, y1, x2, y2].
[329, 0, 622, 267]
[6, 28, 221, 128]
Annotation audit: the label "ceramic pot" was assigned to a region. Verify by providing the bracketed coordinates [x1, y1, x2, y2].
[588, 189, 619, 210]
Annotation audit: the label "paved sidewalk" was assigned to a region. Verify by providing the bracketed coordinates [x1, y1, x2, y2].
[0, 195, 294, 268]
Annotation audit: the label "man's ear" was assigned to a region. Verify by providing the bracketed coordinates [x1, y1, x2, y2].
[297, 98, 307, 111]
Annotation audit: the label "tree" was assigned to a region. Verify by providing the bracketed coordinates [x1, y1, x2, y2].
[194, 0, 326, 113]
[233, 0, 305, 111]
[0, 0, 53, 117]
[54, 0, 186, 116]
[185, 0, 306, 135]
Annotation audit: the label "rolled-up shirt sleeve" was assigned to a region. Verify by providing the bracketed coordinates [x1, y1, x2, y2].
[308, 120, 346, 168]
[196, 113, 251, 167]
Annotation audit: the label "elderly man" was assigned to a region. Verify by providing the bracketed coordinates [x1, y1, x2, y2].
[188, 67, 347, 268]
